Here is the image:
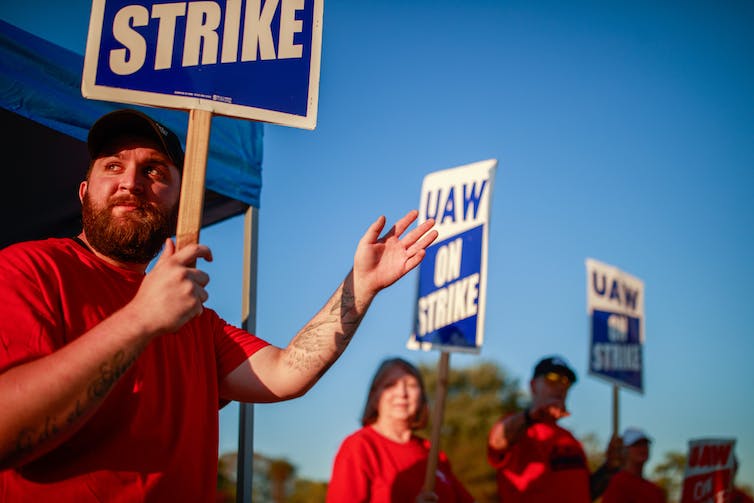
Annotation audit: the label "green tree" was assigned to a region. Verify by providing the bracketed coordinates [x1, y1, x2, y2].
[269, 459, 296, 503]
[288, 479, 328, 503]
[216, 452, 236, 503]
[651, 450, 686, 503]
[418, 359, 526, 503]
[579, 431, 609, 472]
[218, 451, 329, 503]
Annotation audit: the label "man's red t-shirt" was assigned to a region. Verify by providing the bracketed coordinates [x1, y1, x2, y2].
[0, 238, 269, 502]
[601, 470, 666, 503]
[488, 419, 591, 503]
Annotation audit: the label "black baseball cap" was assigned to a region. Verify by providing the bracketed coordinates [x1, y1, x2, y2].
[87, 109, 185, 171]
[532, 356, 577, 384]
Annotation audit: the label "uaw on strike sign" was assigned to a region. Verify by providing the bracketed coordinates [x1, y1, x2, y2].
[586, 258, 645, 392]
[82, 0, 323, 129]
[408, 159, 497, 354]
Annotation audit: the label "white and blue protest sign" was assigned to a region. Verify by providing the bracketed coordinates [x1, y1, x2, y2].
[586, 258, 645, 393]
[408, 159, 497, 354]
[82, 0, 323, 129]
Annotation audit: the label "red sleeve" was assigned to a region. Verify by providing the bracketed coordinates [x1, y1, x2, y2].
[327, 432, 371, 503]
[487, 444, 510, 469]
[487, 414, 514, 469]
[208, 309, 270, 380]
[0, 243, 63, 372]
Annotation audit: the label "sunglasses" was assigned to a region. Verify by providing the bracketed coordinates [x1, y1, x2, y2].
[542, 372, 571, 386]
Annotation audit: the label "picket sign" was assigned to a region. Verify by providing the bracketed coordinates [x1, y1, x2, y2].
[414, 159, 497, 492]
[585, 258, 645, 435]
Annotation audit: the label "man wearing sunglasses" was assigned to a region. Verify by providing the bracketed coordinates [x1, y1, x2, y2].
[487, 355, 622, 502]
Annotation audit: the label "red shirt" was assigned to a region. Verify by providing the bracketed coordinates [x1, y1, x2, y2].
[327, 426, 474, 503]
[602, 470, 666, 503]
[488, 420, 591, 503]
[0, 238, 269, 502]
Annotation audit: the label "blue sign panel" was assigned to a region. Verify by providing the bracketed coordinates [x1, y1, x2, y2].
[589, 309, 643, 392]
[413, 225, 483, 349]
[83, 0, 323, 129]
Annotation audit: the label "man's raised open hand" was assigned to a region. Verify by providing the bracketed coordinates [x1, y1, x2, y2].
[353, 209, 438, 300]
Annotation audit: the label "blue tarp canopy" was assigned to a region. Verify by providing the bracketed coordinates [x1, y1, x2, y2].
[0, 19, 263, 248]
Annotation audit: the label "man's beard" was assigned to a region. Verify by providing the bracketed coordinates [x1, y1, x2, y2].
[81, 192, 178, 264]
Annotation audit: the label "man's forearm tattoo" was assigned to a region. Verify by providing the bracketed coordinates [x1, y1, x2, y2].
[288, 283, 366, 374]
[88, 350, 135, 400]
[13, 349, 137, 457]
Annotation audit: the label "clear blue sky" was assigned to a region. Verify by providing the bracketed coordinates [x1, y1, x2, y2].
[2, 0, 753, 489]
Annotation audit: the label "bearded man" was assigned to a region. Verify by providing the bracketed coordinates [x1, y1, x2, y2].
[0, 109, 438, 501]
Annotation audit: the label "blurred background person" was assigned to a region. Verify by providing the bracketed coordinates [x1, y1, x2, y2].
[732, 456, 754, 503]
[601, 427, 666, 503]
[487, 355, 622, 502]
[327, 357, 474, 503]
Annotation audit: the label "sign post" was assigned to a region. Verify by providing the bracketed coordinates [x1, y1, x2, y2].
[408, 159, 497, 491]
[585, 258, 645, 435]
[422, 351, 450, 494]
[82, 1, 324, 500]
[176, 108, 213, 252]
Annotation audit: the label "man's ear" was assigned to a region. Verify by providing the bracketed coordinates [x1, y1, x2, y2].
[79, 181, 88, 204]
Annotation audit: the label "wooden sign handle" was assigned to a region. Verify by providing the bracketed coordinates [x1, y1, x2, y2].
[176, 108, 213, 255]
[423, 351, 450, 493]
[612, 384, 620, 437]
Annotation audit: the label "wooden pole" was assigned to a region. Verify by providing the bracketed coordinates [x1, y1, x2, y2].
[612, 384, 620, 436]
[423, 351, 450, 493]
[175, 108, 212, 255]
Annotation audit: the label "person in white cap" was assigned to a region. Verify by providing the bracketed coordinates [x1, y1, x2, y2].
[0, 109, 438, 501]
[487, 355, 623, 502]
[601, 427, 666, 503]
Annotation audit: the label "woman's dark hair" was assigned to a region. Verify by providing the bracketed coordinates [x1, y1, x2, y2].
[360, 357, 429, 429]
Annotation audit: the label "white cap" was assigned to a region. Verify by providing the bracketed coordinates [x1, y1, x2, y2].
[622, 427, 652, 446]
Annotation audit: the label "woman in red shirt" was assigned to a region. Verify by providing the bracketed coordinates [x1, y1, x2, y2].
[327, 358, 474, 503]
